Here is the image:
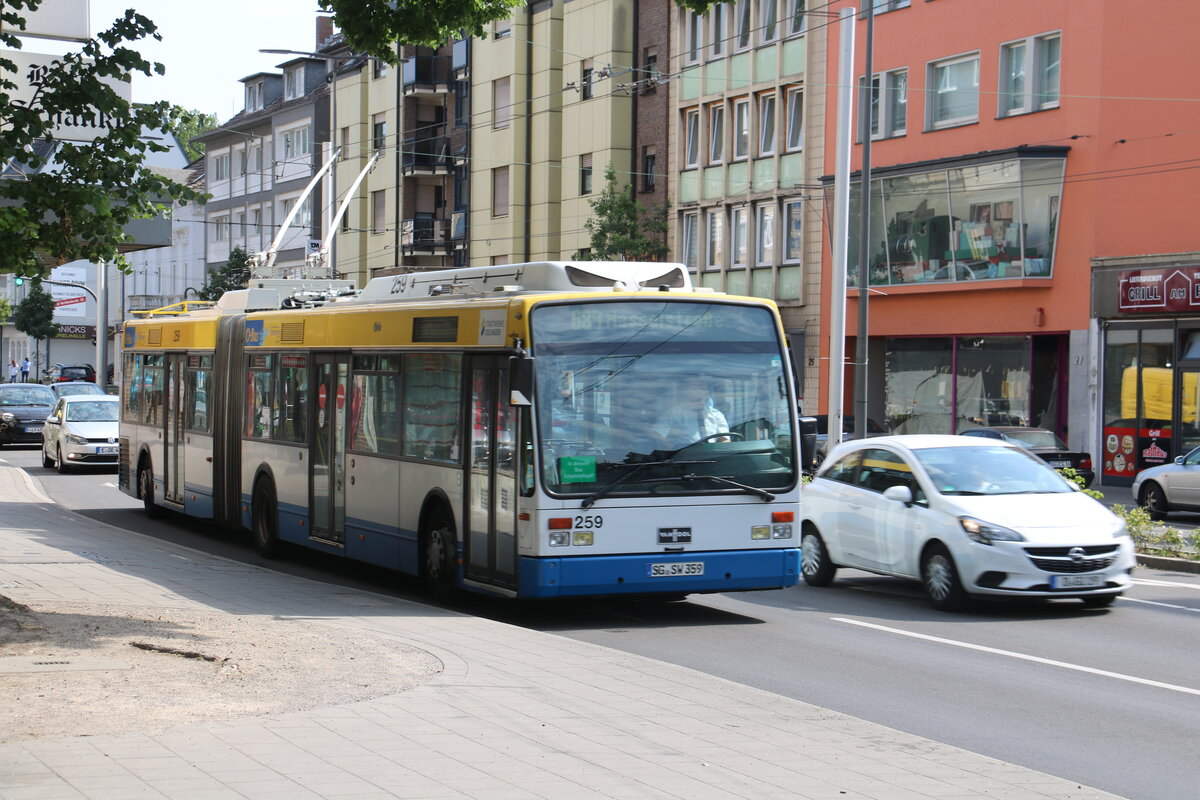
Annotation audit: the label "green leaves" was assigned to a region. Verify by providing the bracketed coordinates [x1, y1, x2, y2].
[199, 246, 251, 302]
[582, 165, 669, 262]
[13, 284, 58, 341]
[319, 0, 527, 56]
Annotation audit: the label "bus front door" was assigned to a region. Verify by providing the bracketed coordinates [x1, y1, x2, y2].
[164, 353, 186, 504]
[465, 357, 518, 589]
[312, 354, 349, 545]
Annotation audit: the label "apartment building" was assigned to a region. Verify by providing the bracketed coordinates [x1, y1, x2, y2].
[819, 0, 1200, 486]
[669, 0, 826, 404]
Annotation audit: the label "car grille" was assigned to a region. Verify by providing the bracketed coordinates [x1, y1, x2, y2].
[1024, 545, 1120, 574]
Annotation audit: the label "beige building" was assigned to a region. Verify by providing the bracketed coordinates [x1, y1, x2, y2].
[669, 0, 826, 405]
[470, 0, 635, 265]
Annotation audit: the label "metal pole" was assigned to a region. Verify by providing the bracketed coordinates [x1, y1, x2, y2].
[827, 8, 856, 450]
[854, 2, 875, 440]
[96, 261, 108, 387]
[325, 57, 336, 279]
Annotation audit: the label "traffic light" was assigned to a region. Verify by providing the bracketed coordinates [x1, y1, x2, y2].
[13, 276, 23, 286]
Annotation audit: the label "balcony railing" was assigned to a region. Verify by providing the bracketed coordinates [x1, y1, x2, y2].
[402, 136, 452, 175]
[402, 55, 451, 94]
[401, 217, 450, 255]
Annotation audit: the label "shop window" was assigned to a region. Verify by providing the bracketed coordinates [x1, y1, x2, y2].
[885, 338, 952, 434]
[927, 53, 979, 129]
[1000, 33, 1061, 116]
[955, 337, 1031, 431]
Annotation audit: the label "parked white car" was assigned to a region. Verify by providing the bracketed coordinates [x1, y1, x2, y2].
[41, 395, 120, 474]
[1131, 447, 1200, 520]
[801, 435, 1134, 611]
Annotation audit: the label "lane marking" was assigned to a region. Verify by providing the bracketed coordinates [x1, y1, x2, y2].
[1134, 578, 1200, 590]
[833, 617, 1200, 697]
[1121, 596, 1200, 613]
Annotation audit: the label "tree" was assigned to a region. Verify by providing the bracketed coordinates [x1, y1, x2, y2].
[171, 108, 218, 162]
[13, 284, 58, 342]
[0, 1, 207, 280]
[320, 0, 526, 56]
[0, 297, 12, 323]
[580, 165, 670, 262]
[198, 246, 251, 301]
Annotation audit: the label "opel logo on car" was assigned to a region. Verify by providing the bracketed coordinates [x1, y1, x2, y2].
[1068, 547, 1087, 563]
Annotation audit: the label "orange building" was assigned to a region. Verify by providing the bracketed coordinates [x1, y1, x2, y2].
[818, 0, 1200, 485]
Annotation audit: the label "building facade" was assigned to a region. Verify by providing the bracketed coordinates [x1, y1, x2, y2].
[817, 0, 1200, 485]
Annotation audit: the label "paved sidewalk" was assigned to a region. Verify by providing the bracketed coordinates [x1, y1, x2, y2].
[0, 464, 1122, 800]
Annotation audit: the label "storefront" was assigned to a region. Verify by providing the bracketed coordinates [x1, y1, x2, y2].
[1093, 252, 1200, 485]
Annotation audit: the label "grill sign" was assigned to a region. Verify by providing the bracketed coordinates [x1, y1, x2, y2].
[658, 527, 692, 544]
[1118, 268, 1200, 313]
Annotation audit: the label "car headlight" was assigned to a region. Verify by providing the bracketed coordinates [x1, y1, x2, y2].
[1111, 518, 1131, 539]
[64, 433, 89, 446]
[959, 516, 1026, 545]
[0, 412, 13, 422]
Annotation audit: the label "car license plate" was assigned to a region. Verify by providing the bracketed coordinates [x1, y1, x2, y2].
[97, 446, 118, 455]
[1051, 573, 1105, 589]
[26, 425, 42, 433]
[1048, 460, 1072, 468]
[647, 561, 704, 578]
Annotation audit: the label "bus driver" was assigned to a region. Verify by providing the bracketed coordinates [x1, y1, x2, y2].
[655, 375, 730, 449]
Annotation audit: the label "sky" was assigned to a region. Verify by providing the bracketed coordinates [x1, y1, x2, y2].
[83, 0, 325, 120]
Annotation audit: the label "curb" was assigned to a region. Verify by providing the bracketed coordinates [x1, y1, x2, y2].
[1137, 554, 1200, 574]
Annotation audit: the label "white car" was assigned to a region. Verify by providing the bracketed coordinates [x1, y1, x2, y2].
[41, 395, 120, 474]
[801, 435, 1135, 611]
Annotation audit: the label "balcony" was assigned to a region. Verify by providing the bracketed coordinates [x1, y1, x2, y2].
[402, 55, 451, 95]
[402, 136, 452, 176]
[401, 218, 451, 256]
[451, 39, 469, 76]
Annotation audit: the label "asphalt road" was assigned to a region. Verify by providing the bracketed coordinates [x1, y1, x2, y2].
[10, 445, 1199, 800]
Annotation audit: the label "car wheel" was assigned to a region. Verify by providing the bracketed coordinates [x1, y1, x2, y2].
[1139, 482, 1169, 522]
[56, 445, 71, 474]
[801, 528, 837, 587]
[423, 512, 458, 600]
[252, 480, 280, 559]
[922, 545, 967, 612]
[138, 461, 162, 519]
[1081, 594, 1118, 608]
[41, 445, 53, 469]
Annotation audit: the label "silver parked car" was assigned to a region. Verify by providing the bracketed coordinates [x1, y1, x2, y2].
[41, 395, 120, 473]
[1132, 447, 1200, 520]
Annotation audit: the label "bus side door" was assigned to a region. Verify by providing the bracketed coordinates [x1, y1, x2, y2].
[465, 356, 518, 589]
[312, 353, 350, 544]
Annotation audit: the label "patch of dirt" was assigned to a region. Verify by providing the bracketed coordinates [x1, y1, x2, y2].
[0, 594, 442, 742]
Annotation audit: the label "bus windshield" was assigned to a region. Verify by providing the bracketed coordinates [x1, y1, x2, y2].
[531, 300, 796, 498]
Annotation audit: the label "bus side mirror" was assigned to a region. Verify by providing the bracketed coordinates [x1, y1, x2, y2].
[509, 356, 533, 407]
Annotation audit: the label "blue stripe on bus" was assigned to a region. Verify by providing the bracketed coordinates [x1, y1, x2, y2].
[181, 484, 214, 519]
[517, 548, 800, 598]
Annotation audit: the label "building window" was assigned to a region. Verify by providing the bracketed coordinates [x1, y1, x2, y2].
[783, 200, 803, 262]
[756, 204, 776, 265]
[251, 209, 261, 237]
[870, 0, 910, 12]
[284, 65, 304, 100]
[733, 98, 750, 160]
[681, 212, 699, 271]
[734, 0, 751, 50]
[760, 0, 778, 44]
[281, 197, 311, 228]
[758, 92, 776, 156]
[1000, 33, 1061, 116]
[340, 127, 350, 159]
[237, 149, 247, 176]
[785, 87, 804, 151]
[684, 107, 700, 168]
[455, 80, 470, 126]
[245, 81, 263, 111]
[494, 18, 511, 38]
[642, 48, 659, 93]
[705, 209, 723, 270]
[371, 190, 385, 234]
[282, 126, 312, 159]
[684, 11, 702, 64]
[581, 60, 594, 100]
[253, 144, 263, 171]
[213, 215, 229, 242]
[641, 146, 657, 191]
[731, 206, 749, 268]
[707, 103, 724, 164]
[493, 77, 511, 129]
[865, 68, 907, 140]
[492, 166, 509, 217]
[787, 0, 806, 36]
[709, 6, 725, 58]
[372, 59, 387, 79]
[580, 153, 593, 195]
[372, 113, 387, 153]
[236, 212, 246, 238]
[340, 209, 351, 232]
[211, 153, 230, 182]
[928, 53, 979, 129]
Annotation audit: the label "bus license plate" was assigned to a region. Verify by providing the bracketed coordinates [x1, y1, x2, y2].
[97, 446, 118, 455]
[1051, 573, 1105, 589]
[648, 561, 704, 578]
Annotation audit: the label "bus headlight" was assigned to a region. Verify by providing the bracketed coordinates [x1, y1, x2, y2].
[549, 531, 570, 547]
[751, 525, 771, 540]
[572, 531, 594, 546]
[772, 523, 793, 539]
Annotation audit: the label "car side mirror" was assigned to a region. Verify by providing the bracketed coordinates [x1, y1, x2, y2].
[883, 484, 913, 505]
[46, 415, 60, 425]
[1175, 456, 1185, 465]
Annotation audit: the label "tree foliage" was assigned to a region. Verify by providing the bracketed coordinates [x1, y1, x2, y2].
[580, 165, 670, 262]
[0, 1, 207, 280]
[319, 0, 527, 56]
[13, 284, 58, 341]
[198, 246, 250, 301]
[171, 108, 218, 162]
[0, 297, 12, 323]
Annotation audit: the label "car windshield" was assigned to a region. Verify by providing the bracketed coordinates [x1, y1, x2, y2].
[56, 383, 105, 396]
[65, 401, 118, 423]
[0, 386, 54, 406]
[531, 300, 796, 497]
[1001, 429, 1067, 449]
[913, 445, 1073, 495]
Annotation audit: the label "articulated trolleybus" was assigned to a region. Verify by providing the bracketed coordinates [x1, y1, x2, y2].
[119, 262, 801, 599]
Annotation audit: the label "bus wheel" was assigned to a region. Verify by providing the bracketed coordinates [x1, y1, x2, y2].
[252, 480, 280, 559]
[138, 461, 162, 519]
[423, 513, 457, 600]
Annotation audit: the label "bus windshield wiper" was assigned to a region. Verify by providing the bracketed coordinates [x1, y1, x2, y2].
[579, 455, 714, 509]
[632, 473, 776, 502]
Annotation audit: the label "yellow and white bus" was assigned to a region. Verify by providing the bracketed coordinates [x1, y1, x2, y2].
[118, 262, 801, 599]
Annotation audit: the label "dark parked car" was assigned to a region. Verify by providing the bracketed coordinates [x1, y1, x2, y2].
[50, 364, 97, 383]
[960, 426, 1094, 487]
[0, 383, 57, 445]
[812, 414, 887, 463]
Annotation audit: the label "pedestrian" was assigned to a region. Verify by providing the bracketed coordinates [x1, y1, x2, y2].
[7, 360, 15, 383]
[20, 357, 30, 382]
